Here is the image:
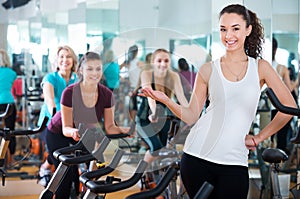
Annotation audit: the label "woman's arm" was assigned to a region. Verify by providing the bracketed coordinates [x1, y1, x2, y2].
[61, 104, 80, 141]
[104, 106, 129, 134]
[251, 59, 297, 145]
[140, 63, 210, 125]
[43, 82, 56, 116]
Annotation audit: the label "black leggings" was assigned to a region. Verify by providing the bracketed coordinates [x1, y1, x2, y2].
[0, 103, 16, 154]
[180, 153, 249, 199]
[46, 128, 79, 199]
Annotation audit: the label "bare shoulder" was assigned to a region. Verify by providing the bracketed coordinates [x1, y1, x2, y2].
[258, 59, 273, 75]
[137, 60, 145, 67]
[168, 69, 180, 78]
[141, 69, 152, 76]
[257, 59, 283, 86]
[257, 58, 270, 67]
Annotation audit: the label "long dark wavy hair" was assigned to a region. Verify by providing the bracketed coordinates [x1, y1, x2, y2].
[219, 4, 264, 59]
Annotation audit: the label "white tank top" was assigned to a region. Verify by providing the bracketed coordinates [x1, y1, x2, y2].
[183, 57, 261, 167]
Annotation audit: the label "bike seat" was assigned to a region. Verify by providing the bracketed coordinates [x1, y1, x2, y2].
[262, 148, 288, 164]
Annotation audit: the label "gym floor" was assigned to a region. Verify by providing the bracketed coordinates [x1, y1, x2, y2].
[1, 166, 297, 199]
[0, 163, 141, 199]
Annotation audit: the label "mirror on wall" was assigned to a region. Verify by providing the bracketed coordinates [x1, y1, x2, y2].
[8, 3, 300, 137]
[2, 0, 300, 70]
[5, 0, 213, 73]
[5, 0, 296, 69]
[2, 0, 300, 124]
[272, 0, 299, 82]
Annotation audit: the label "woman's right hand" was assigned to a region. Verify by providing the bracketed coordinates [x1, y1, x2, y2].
[70, 128, 80, 141]
[139, 87, 169, 104]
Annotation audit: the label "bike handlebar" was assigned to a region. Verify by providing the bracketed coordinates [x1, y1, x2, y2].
[51, 120, 135, 166]
[106, 121, 136, 139]
[0, 104, 12, 118]
[266, 88, 300, 116]
[0, 116, 48, 138]
[125, 166, 177, 199]
[125, 163, 214, 199]
[85, 160, 148, 194]
[266, 88, 300, 144]
[194, 181, 214, 199]
[55, 135, 110, 165]
[53, 124, 88, 158]
[79, 149, 125, 185]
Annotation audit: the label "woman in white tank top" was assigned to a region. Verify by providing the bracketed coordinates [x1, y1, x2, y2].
[139, 4, 297, 199]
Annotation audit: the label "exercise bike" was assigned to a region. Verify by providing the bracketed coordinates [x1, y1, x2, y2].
[39, 122, 135, 199]
[79, 115, 213, 199]
[77, 121, 148, 199]
[0, 104, 48, 185]
[261, 88, 300, 199]
[125, 116, 213, 199]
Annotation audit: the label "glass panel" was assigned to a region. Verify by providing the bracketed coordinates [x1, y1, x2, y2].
[4, 0, 300, 127]
[272, 0, 299, 112]
[272, 0, 299, 74]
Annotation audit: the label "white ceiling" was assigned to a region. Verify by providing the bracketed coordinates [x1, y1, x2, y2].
[0, 0, 299, 34]
[0, 0, 119, 24]
[0, 0, 299, 23]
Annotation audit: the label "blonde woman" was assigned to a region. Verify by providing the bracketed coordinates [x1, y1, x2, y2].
[44, 51, 130, 198]
[38, 45, 78, 187]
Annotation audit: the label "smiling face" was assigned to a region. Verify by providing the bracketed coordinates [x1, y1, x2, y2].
[152, 51, 170, 76]
[219, 13, 252, 53]
[57, 48, 75, 72]
[80, 59, 102, 85]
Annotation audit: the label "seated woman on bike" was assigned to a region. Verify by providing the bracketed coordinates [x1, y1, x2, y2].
[136, 48, 188, 164]
[44, 51, 130, 199]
